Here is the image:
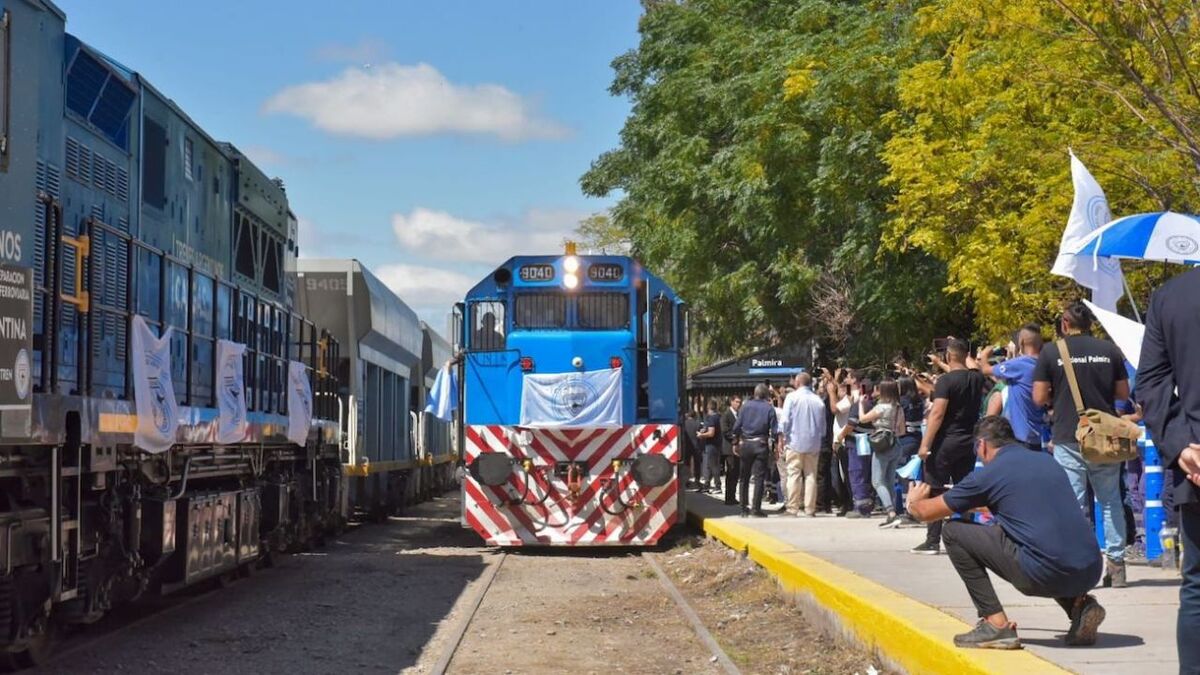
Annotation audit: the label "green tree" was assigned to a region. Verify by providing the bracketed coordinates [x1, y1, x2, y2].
[584, 0, 967, 362]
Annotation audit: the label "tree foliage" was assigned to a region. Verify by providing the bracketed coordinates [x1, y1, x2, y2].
[586, 0, 1200, 360]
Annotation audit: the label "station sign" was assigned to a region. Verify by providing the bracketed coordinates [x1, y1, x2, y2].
[518, 264, 555, 282]
[587, 263, 624, 282]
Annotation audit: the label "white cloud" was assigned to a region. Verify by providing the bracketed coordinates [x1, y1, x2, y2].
[262, 63, 569, 141]
[391, 207, 587, 264]
[313, 38, 389, 64]
[375, 263, 476, 317]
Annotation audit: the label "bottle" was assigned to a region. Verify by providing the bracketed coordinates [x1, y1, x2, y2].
[1160, 526, 1179, 571]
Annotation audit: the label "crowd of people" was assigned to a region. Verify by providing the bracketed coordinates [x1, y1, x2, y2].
[680, 299, 1170, 652]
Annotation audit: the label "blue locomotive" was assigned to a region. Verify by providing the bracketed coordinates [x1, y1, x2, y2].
[457, 245, 687, 545]
[0, 2, 435, 666]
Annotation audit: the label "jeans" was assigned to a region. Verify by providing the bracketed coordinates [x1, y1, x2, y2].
[942, 520, 1084, 619]
[738, 441, 769, 513]
[848, 438, 874, 514]
[785, 450, 819, 515]
[1180, 504, 1200, 674]
[871, 446, 901, 513]
[1054, 442, 1126, 562]
[701, 447, 721, 487]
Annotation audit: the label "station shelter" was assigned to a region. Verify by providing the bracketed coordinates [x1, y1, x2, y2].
[685, 345, 811, 412]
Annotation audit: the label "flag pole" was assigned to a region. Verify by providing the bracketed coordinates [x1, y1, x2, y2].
[1122, 274, 1142, 322]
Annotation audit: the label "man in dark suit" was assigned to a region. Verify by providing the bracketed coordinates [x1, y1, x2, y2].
[1137, 267, 1200, 674]
[721, 396, 742, 505]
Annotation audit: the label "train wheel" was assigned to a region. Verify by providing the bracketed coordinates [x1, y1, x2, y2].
[13, 617, 53, 669]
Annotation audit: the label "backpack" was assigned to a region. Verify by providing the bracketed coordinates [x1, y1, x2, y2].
[867, 402, 901, 453]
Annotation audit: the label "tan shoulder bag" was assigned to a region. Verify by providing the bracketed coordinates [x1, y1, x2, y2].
[1056, 339, 1140, 463]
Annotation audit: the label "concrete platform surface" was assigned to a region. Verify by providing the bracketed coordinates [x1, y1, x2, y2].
[687, 493, 1180, 675]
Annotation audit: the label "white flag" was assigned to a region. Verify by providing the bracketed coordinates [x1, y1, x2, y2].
[1052, 150, 1125, 311]
[215, 339, 248, 445]
[520, 367, 623, 428]
[287, 360, 313, 446]
[130, 315, 179, 453]
[424, 364, 457, 422]
[1082, 299, 1145, 370]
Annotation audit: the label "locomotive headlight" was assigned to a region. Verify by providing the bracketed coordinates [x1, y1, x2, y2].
[563, 255, 580, 273]
[563, 273, 579, 290]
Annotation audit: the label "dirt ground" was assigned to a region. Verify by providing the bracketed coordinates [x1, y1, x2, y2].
[653, 536, 889, 675]
[35, 495, 888, 675]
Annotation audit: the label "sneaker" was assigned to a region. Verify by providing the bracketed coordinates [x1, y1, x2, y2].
[845, 511, 865, 519]
[911, 541, 941, 555]
[1065, 595, 1106, 646]
[953, 620, 1021, 650]
[896, 514, 923, 529]
[878, 515, 900, 529]
[835, 510, 848, 517]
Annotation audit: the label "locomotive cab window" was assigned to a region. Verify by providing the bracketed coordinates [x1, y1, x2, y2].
[651, 296, 674, 349]
[513, 294, 566, 329]
[470, 301, 506, 351]
[578, 293, 630, 329]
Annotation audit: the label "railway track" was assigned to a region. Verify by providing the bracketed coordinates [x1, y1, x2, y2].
[428, 547, 739, 675]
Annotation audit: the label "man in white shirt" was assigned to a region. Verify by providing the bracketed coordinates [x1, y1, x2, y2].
[780, 372, 828, 516]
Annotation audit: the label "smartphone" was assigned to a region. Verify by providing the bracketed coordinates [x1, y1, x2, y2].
[932, 337, 950, 353]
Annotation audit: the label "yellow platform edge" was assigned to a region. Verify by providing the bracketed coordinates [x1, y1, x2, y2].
[688, 510, 1073, 675]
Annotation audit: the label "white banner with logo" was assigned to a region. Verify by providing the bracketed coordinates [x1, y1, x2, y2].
[215, 339, 248, 445]
[130, 315, 179, 453]
[520, 367, 623, 428]
[287, 360, 313, 446]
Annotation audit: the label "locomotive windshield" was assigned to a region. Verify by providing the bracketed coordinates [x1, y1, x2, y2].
[577, 293, 629, 329]
[513, 294, 567, 328]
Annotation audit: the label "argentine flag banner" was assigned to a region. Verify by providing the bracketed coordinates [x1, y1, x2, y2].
[130, 315, 179, 454]
[520, 367, 624, 428]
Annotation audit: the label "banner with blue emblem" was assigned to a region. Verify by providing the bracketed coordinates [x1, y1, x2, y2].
[520, 367, 623, 428]
[287, 360, 314, 446]
[131, 315, 179, 453]
[215, 339, 248, 445]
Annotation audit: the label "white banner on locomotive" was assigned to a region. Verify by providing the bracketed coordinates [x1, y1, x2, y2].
[130, 315, 180, 453]
[287, 360, 313, 445]
[215, 339, 249, 444]
[519, 367, 623, 428]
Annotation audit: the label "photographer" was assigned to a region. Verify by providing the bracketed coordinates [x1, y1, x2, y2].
[979, 324, 1046, 452]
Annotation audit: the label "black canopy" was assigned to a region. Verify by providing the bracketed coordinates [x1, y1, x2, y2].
[686, 344, 812, 404]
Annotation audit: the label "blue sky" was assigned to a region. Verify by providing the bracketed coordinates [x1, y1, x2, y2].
[57, 0, 642, 326]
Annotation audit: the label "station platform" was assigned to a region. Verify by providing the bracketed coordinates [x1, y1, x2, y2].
[686, 493, 1180, 674]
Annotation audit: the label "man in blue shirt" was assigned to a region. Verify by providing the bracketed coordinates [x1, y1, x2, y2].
[978, 324, 1046, 451]
[731, 384, 778, 517]
[907, 416, 1104, 650]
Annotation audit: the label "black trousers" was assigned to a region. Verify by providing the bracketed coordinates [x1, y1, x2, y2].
[738, 440, 769, 513]
[1180, 504, 1200, 675]
[925, 449, 977, 546]
[831, 444, 854, 513]
[723, 454, 740, 503]
[942, 520, 1083, 618]
[816, 447, 832, 512]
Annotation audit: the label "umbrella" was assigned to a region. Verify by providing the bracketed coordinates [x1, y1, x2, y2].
[1073, 211, 1200, 264]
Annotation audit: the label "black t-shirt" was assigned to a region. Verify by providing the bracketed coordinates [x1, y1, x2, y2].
[931, 369, 986, 453]
[1033, 336, 1127, 445]
[702, 413, 722, 452]
[943, 445, 1102, 594]
[683, 418, 702, 456]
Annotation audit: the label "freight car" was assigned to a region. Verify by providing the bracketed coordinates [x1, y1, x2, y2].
[414, 321, 457, 498]
[0, 2, 343, 666]
[456, 245, 687, 546]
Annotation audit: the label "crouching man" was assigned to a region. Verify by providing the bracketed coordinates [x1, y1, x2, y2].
[906, 416, 1105, 650]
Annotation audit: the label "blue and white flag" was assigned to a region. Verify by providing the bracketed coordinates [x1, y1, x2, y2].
[1052, 150, 1125, 311]
[131, 315, 179, 453]
[520, 367, 623, 428]
[424, 364, 458, 422]
[215, 339, 248, 445]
